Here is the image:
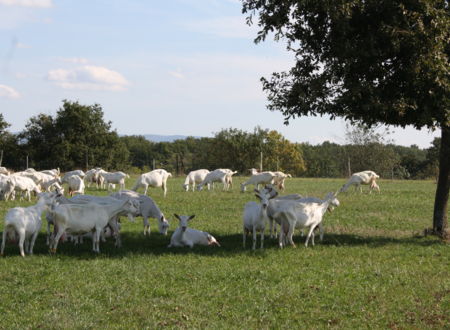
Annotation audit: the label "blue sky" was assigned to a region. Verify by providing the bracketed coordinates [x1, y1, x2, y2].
[0, 0, 440, 148]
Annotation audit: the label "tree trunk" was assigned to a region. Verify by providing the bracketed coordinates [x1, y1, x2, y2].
[433, 125, 450, 235]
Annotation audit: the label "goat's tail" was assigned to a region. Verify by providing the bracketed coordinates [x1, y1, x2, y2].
[208, 235, 221, 247]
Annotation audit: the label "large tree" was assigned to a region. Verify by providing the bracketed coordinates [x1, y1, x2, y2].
[20, 100, 129, 171]
[242, 0, 449, 235]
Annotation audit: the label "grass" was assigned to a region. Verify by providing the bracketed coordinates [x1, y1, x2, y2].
[0, 176, 449, 329]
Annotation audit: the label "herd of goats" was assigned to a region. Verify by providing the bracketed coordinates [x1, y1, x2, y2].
[0, 166, 381, 256]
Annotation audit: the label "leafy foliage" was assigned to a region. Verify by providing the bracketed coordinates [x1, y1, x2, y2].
[18, 100, 129, 171]
[242, 0, 449, 129]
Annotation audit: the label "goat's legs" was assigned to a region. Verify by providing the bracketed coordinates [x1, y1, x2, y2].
[18, 228, 26, 257]
[29, 231, 39, 255]
[305, 224, 318, 247]
[0, 229, 7, 255]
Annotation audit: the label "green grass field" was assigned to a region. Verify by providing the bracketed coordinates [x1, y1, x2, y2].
[0, 177, 448, 329]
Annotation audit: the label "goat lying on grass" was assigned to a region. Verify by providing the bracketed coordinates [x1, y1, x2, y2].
[168, 214, 220, 248]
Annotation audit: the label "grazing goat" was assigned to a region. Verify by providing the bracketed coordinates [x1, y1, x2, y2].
[10, 175, 41, 201]
[242, 188, 277, 250]
[110, 190, 170, 235]
[197, 169, 235, 191]
[183, 169, 210, 191]
[272, 171, 292, 191]
[168, 214, 220, 248]
[1, 192, 57, 257]
[49, 198, 139, 253]
[241, 171, 276, 192]
[131, 169, 172, 197]
[369, 180, 380, 193]
[100, 171, 129, 191]
[274, 192, 339, 248]
[340, 170, 380, 193]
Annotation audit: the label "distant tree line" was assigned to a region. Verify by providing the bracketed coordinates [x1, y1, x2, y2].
[0, 101, 440, 179]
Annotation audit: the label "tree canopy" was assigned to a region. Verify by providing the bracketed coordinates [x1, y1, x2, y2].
[243, 0, 449, 128]
[242, 0, 449, 234]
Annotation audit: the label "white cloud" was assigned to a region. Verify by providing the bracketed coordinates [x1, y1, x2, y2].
[168, 71, 184, 79]
[46, 65, 129, 91]
[0, 84, 20, 98]
[57, 57, 89, 64]
[16, 42, 31, 48]
[185, 16, 258, 39]
[0, 0, 52, 8]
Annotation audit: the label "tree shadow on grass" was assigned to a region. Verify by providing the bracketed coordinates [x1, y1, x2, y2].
[3, 230, 441, 260]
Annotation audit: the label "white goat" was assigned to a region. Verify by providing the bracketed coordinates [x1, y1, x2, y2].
[45, 194, 136, 247]
[183, 169, 210, 191]
[40, 168, 60, 177]
[242, 188, 277, 250]
[0, 175, 15, 201]
[84, 168, 103, 188]
[168, 214, 220, 248]
[10, 175, 41, 201]
[66, 175, 85, 196]
[262, 186, 339, 241]
[131, 169, 172, 197]
[41, 177, 63, 192]
[67, 194, 139, 247]
[249, 168, 259, 175]
[240, 171, 276, 192]
[100, 171, 129, 191]
[61, 170, 86, 183]
[369, 180, 380, 193]
[340, 170, 380, 193]
[49, 198, 139, 253]
[197, 169, 235, 191]
[1, 192, 57, 257]
[272, 171, 292, 191]
[274, 192, 339, 248]
[110, 190, 170, 235]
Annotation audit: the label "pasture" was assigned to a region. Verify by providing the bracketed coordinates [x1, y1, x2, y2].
[0, 176, 448, 329]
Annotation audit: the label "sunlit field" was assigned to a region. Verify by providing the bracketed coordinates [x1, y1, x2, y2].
[0, 176, 448, 328]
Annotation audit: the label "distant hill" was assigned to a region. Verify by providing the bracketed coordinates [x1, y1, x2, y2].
[143, 134, 202, 142]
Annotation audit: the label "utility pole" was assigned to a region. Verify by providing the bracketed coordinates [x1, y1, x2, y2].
[260, 152, 263, 172]
[26, 154, 29, 169]
[347, 157, 351, 177]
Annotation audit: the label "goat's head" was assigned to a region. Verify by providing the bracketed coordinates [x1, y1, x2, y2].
[174, 214, 195, 232]
[255, 188, 277, 210]
[158, 215, 170, 235]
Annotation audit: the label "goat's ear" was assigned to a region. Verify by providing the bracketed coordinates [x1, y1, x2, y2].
[270, 191, 278, 199]
[173, 213, 180, 220]
[255, 194, 261, 201]
[254, 188, 260, 194]
[188, 215, 195, 221]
